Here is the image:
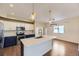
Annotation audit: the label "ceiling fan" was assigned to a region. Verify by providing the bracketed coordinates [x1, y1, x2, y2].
[48, 10, 57, 26]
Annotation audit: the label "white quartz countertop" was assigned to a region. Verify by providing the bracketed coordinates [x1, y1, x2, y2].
[21, 35, 54, 47]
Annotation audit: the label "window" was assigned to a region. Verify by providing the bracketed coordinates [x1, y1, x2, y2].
[53, 26, 59, 33]
[53, 25, 64, 33]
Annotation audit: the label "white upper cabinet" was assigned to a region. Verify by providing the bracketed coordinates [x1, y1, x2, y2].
[25, 24, 30, 30]
[0, 20, 34, 31]
[28, 24, 34, 30]
[3, 21, 16, 30]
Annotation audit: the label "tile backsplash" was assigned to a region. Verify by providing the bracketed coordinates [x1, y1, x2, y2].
[4, 30, 35, 37]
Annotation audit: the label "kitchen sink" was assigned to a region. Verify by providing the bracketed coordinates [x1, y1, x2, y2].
[35, 36, 43, 39]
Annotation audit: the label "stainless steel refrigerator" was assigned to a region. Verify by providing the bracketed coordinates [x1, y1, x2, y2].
[0, 22, 4, 48]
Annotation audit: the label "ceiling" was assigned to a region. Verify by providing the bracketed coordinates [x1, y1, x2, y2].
[0, 3, 79, 23]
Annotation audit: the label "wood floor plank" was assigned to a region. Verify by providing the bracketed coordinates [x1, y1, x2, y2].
[52, 39, 78, 56]
[0, 44, 21, 56]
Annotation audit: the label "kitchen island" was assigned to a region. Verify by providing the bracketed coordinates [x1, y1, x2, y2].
[21, 36, 54, 56]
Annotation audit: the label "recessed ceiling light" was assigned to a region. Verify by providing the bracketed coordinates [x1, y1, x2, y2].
[9, 4, 14, 8]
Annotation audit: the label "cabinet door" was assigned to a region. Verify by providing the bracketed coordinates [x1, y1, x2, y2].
[4, 21, 16, 30]
[28, 24, 34, 30]
[25, 24, 34, 30]
[4, 36, 17, 48]
[25, 24, 29, 30]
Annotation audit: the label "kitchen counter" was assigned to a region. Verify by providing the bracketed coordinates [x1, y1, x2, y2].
[21, 36, 54, 47]
[21, 35, 54, 56]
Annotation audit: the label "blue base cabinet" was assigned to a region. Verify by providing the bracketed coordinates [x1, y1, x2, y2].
[25, 34, 35, 38]
[3, 34, 35, 48]
[4, 36, 17, 48]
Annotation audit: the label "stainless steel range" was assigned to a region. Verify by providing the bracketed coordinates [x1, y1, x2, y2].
[16, 27, 25, 40]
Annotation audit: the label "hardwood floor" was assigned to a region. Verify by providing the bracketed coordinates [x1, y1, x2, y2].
[52, 39, 78, 56]
[0, 44, 21, 56]
[0, 39, 79, 56]
[43, 39, 79, 56]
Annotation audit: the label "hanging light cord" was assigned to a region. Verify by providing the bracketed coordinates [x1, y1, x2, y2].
[31, 3, 36, 20]
[32, 3, 34, 14]
[49, 10, 51, 21]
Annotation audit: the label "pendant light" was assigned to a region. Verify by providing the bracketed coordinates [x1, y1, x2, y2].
[31, 3, 36, 21]
[48, 10, 52, 24]
[48, 10, 57, 26]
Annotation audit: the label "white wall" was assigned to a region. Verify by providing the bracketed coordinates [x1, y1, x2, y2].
[46, 16, 79, 43]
